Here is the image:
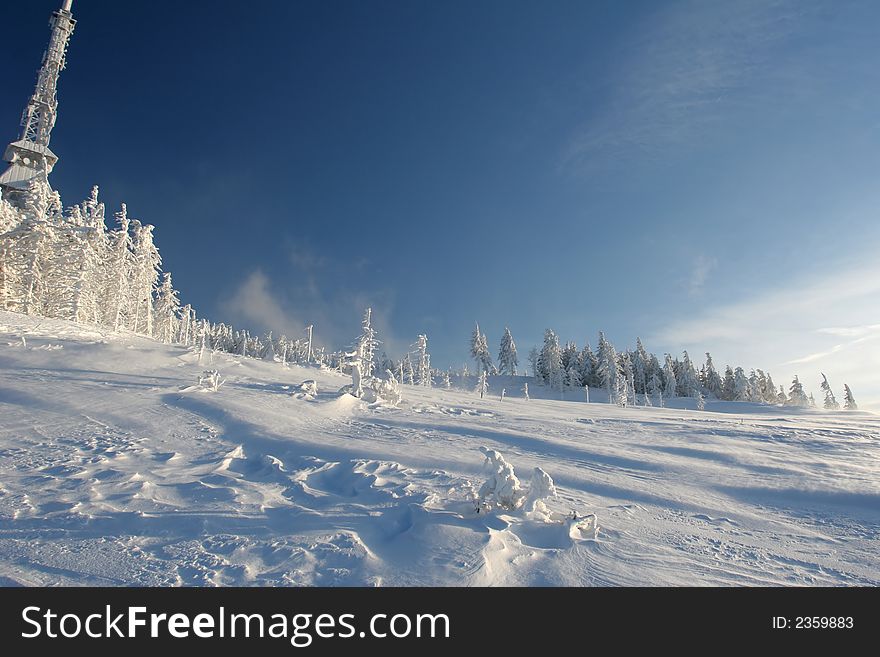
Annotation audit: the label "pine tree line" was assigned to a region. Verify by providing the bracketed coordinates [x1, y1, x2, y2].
[0, 177, 319, 367]
[472, 322, 860, 410]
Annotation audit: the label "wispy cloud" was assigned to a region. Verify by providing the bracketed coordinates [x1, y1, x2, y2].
[562, 0, 810, 172]
[688, 255, 717, 296]
[818, 323, 880, 338]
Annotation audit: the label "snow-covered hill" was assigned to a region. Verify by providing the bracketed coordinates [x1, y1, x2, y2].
[0, 311, 877, 586]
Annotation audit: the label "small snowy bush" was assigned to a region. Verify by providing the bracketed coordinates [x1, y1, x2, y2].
[477, 447, 525, 511]
[293, 379, 318, 400]
[476, 448, 558, 515]
[373, 370, 402, 406]
[198, 369, 224, 392]
[523, 467, 557, 516]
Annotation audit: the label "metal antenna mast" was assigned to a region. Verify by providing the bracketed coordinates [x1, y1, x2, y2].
[0, 1, 76, 205]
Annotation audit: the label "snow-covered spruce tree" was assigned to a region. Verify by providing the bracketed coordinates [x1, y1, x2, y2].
[105, 204, 134, 331]
[786, 376, 809, 407]
[357, 307, 380, 379]
[402, 353, 415, 385]
[632, 338, 649, 394]
[721, 365, 735, 401]
[153, 272, 181, 343]
[580, 342, 598, 388]
[733, 367, 750, 401]
[566, 364, 581, 389]
[470, 322, 493, 376]
[616, 374, 628, 407]
[522, 381, 529, 400]
[596, 332, 619, 401]
[262, 332, 276, 361]
[442, 369, 452, 389]
[777, 385, 787, 405]
[414, 334, 431, 387]
[128, 221, 161, 337]
[497, 327, 518, 375]
[820, 373, 839, 410]
[843, 384, 857, 410]
[703, 353, 723, 398]
[625, 354, 636, 406]
[475, 369, 489, 399]
[696, 390, 706, 411]
[748, 370, 764, 403]
[538, 329, 564, 392]
[677, 351, 699, 397]
[561, 341, 579, 373]
[764, 372, 778, 404]
[3, 177, 60, 316]
[647, 372, 661, 405]
[662, 353, 677, 400]
[178, 304, 195, 345]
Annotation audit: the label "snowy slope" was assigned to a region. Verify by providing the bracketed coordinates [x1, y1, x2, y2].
[0, 311, 877, 586]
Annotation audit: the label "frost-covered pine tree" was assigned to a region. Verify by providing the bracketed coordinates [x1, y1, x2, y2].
[566, 364, 581, 389]
[153, 272, 180, 343]
[470, 322, 493, 375]
[580, 342, 598, 388]
[820, 373, 839, 410]
[616, 374, 628, 407]
[262, 332, 276, 361]
[538, 329, 564, 391]
[414, 334, 431, 387]
[632, 338, 649, 394]
[561, 341, 579, 373]
[733, 367, 750, 401]
[596, 332, 619, 400]
[442, 369, 452, 389]
[105, 204, 134, 331]
[128, 221, 161, 336]
[764, 372, 778, 404]
[522, 381, 530, 400]
[843, 384, 857, 410]
[721, 365, 736, 401]
[648, 372, 662, 406]
[662, 353, 677, 400]
[403, 353, 415, 385]
[357, 307, 380, 379]
[475, 370, 489, 398]
[703, 353, 723, 398]
[677, 351, 699, 397]
[786, 376, 809, 407]
[696, 390, 705, 411]
[497, 327, 518, 375]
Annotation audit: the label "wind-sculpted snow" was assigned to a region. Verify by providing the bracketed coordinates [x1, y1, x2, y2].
[0, 311, 877, 586]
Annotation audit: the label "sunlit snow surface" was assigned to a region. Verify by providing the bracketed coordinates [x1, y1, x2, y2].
[0, 311, 877, 586]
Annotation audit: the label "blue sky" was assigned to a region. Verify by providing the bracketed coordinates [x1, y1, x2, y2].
[4, 0, 880, 405]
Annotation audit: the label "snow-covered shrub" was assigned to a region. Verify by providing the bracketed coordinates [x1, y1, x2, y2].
[523, 467, 557, 516]
[198, 369, 224, 392]
[476, 448, 559, 516]
[477, 447, 525, 511]
[293, 379, 318, 400]
[373, 369, 402, 406]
